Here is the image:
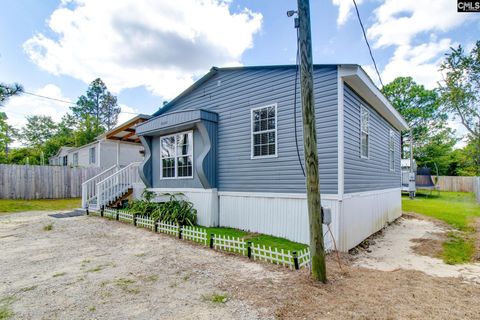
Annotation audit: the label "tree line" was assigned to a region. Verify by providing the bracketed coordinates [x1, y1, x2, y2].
[381, 41, 480, 176]
[0, 78, 120, 165]
[0, 42, 479, 175]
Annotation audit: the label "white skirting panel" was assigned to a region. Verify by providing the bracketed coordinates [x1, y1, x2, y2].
[147, 188, 219, 227]
[340, 188, 402, 251]
[218, 192, 339, 249]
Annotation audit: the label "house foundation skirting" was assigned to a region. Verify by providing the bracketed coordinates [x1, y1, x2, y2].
[136, 186, 402, 252]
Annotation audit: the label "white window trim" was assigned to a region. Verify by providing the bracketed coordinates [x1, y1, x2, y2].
[160, 130, 194, 180]
[250, 103, 278, 159]
[89, 147, 96, 164]
[389, 129, 395, 172]
[73, 152, 79, 166]
[360, 105, 370, 159]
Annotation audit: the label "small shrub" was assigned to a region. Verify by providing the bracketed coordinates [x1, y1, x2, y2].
[126, 191, 197, 226]
[43, 223, 53, 231]
[203, 293, 229, 304]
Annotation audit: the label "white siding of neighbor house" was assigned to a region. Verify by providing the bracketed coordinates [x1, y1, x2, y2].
[99, 140, 144, 168]
[70, 142, 99, 168]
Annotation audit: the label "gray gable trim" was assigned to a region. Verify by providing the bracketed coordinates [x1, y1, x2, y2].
[136, 109, 218, 136]
[339, 65, 409, 131]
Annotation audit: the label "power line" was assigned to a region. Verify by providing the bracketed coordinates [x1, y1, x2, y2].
[352, 0, 384, 88]
[20, 91, 140, 115]
[23, 91, 74, 104]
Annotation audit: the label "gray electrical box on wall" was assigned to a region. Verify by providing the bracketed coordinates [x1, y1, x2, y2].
[322, 207, 332, 225]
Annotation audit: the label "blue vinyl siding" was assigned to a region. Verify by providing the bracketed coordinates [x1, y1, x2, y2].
[157, 66, 339, 194]
[343, 84, 401, 193]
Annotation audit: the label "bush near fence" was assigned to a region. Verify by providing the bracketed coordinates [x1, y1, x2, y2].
[91, 208, 311, 270]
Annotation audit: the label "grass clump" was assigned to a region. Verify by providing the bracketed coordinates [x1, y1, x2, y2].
[114, 278, 139, 294]
[0, 296, 16, 320]
[43, 223, 53, 231]
[0, 198, 80, 215]
[442, 232, 475, 265]
[203, 293, 229, 304]
[52, 272, 66, 277]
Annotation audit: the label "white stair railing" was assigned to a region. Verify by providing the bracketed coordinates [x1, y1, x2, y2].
[96, 162, 141, 209]
[81, 165, 118, 208]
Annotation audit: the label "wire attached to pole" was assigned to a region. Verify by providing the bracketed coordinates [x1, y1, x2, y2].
[294, 27, 306, 177]
[352, 0, 384, 88]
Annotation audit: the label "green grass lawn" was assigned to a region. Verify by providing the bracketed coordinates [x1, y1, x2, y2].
[0, 198, 81, 215]
[402, 191, 480, 264]
[204, 227, 308, 253]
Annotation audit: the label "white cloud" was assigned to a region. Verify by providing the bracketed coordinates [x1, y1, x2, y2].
[381, 38, 455, 89]
[332, 0, 363, 26]
[367, 0, 470, 48]
[363, 0, 477, 89]
[23, 0, 262, 99]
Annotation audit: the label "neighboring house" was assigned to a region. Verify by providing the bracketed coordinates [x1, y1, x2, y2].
[85, 65, 409, 251]
[49, 115, 150, 168]
[49, 146, 74, 166]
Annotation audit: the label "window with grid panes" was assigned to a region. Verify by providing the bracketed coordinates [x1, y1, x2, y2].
[160, 131, 193, 178]
[251, 104, 277, 158]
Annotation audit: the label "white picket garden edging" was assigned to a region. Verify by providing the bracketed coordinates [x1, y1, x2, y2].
[250, 244, 294, 268]
[103, 208, 117, 219]
[87, 209, 312, 270]
[157, 221, 179, 236]
[213, 235, 246, 255]
[136, 216, 155, 230]
[183, 226, 207, 245]
[118, 211, 134, 223]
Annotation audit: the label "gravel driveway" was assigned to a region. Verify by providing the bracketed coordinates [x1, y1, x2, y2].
[1, 211, 480, 320]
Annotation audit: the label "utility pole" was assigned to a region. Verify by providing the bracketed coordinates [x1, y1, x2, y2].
[297, 0, 327, 282]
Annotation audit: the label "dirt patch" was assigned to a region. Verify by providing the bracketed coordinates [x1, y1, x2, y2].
[410, 232, 446, 259]
[354, 216, 480, 283]
[1, 211, 480, 319]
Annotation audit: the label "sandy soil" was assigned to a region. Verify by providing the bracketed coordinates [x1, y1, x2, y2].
[354, 216, 480, 284]
[1, 211, 480, 319]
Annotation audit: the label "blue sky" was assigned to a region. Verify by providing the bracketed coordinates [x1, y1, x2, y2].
[1, 0, 479, 142]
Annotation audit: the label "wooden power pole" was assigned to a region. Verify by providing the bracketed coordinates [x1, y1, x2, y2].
[297, 0, 327, 282]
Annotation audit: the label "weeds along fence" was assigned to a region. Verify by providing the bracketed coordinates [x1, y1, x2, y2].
[0, 164, 103, 199]
[95, 208, 311, 270]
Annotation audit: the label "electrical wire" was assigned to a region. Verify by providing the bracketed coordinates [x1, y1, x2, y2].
[19, 91, 139, 115]
[352, 0, 384, 88]
[294, 27, 306, 177]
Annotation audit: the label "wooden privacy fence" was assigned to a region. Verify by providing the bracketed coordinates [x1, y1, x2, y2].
[0, 164, 103, 199]
[436, 176, 479, 193]
[474, 177, 480, 204]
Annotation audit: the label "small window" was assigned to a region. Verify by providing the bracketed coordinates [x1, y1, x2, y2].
[360, 106, 369, 158]
[89, 147, 96, 164]
[62, 155, 68, 166]
[160, 131, 193, 179]
[73, 153, 78, 166]
[251, 104, 277, 158]
[389, 130, 395, 171]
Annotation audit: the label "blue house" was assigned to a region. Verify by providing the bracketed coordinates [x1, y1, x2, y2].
[131, 64, 408, 251]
